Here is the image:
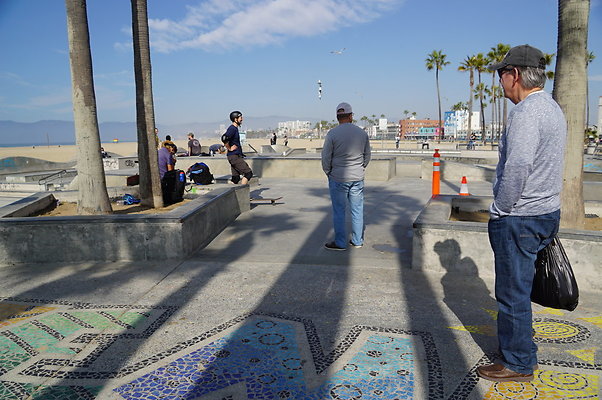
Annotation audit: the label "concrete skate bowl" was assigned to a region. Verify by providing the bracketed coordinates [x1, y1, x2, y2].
[0, 156, 76, 177]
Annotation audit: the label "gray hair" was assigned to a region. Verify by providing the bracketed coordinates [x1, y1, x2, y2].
[516, 66, 547, 89]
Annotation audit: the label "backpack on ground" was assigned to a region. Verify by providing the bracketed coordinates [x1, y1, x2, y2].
[161, 169, 186, 205]
[187, 162, 214, 185]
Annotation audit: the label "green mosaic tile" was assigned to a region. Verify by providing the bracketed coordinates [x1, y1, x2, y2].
[0, 352, 30, 372]
[8, 323, 73, 355]
[0, 335, 29, 355]
[0, 381, 23, 400]
[38, 313, 84, 337]
[103, 310, 148, 328]
[68, 311, 124, 330]
[29, 385, 89, 400]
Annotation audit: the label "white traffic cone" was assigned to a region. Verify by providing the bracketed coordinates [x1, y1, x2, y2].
[459, 176, 470, 196]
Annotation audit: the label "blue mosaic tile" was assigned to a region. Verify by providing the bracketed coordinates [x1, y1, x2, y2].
[115, 325, 416, 399]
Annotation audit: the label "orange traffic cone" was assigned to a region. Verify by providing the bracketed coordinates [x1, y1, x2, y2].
[459, 176, 470, 196]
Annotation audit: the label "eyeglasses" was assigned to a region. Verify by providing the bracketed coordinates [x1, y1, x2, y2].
[498, 67, 514, 79]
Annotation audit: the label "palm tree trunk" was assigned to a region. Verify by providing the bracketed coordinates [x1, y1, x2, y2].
[65, 0, 112, 215]
[467, 70, 473, 139]
[131, 0, 163, 208]
[491, 72, 496, 146]
[553, 0, 589, 229]
[436, 69, 442, 143]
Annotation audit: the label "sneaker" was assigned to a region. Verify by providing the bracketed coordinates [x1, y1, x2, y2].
[324, 242, 346, 251]
[349, 240, 363, 248]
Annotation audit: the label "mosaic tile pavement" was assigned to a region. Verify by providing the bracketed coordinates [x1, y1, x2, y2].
[1, 298, 601, 399]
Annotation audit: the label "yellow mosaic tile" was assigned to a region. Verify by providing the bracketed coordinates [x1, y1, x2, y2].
[578, 316, 602, 329]
[483, 370, 599, 399]
[0, 304, 55, 328]
[449, 325, 496, 336]
[534, 307, 565, 316]
[482, 308, 498, 320]
[533, 320, 580, 341]
[567, 347, 597, 364]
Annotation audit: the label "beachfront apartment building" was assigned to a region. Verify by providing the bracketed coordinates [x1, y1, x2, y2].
[399, 118, 443, 139]
[444, 110, 481, 139]
[277, 120, 311, 137]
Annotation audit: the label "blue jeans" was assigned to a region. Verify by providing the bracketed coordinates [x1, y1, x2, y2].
[328, 178, 364, 248]
[488, 210, 560, 374]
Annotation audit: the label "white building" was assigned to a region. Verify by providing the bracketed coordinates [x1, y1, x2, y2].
[277, 120, 311, 136]
[444, 110, 481, 139]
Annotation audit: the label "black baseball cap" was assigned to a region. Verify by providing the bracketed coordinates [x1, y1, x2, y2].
[488, 44, 546, 71]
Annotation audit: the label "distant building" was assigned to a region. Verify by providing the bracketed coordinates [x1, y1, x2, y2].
[278, 120, 311, 137]
[399, 119, 443, 139]
[442, 110, 481, 139]
[367, 119, 399, 140]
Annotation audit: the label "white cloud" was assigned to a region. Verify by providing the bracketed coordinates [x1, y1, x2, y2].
[145, 0, 402, 53]
[0, 71, 34, 87]
[590, 74, 602, 82]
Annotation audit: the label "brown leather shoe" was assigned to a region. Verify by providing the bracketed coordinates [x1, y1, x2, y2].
[477, 363, 534, 382]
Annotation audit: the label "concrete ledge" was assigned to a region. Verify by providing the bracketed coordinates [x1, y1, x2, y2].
[0, 192, 56, 218]
[0, 185, 250, 264]
[412, 195, 602, 291]
[175, 156, 396, 181]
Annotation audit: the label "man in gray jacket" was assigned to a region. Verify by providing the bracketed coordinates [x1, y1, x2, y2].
[321, 102, 371, 250]
[477, 45, 567, 383]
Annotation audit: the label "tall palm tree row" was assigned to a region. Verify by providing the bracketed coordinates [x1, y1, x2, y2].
[472, 53, 488, 142]
[487, 43, 511, 141]
[458, 55, 477, 140]
[65, 0, 112, 215]
[425, 50, 450, 142]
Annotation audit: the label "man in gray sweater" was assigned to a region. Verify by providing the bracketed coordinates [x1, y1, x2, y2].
[321, 102, 371, 250]
[477, 45, 567, 383]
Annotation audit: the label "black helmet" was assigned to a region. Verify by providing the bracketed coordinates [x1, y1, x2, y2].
[229, 111, 242, 122]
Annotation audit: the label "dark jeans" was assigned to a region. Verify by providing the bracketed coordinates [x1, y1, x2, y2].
[488, 210, 560, 374]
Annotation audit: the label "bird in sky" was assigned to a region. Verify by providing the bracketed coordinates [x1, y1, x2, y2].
[330, 48, 346, 55]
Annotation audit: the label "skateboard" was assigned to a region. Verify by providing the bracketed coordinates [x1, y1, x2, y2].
[250, 196, 283, 205]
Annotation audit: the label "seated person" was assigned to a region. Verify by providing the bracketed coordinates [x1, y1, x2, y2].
[100, 147, 110, 158]
[158, 142, 177, 179]
[187, 133, 202, 156]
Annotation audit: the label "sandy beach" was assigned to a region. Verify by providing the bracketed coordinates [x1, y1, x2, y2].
[0, 138, 438, 163]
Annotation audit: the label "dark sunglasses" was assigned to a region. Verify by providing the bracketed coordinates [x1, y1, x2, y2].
[498, 67, 514, 79]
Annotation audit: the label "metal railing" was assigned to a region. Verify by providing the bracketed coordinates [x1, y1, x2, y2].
[38, 169, 67, 185]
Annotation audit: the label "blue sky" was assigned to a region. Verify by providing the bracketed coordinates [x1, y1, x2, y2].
[0, 0, 601, 126]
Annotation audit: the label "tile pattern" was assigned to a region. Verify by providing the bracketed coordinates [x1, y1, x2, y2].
[483, 370, 599, 399]
[114, 318, 424, 399]
[449, 316, 602, 400]
[0, 297, 174, 399]
[2, 297, 601, 399]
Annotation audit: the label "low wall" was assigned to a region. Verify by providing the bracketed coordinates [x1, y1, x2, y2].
[0, 185, 249, 264]
[175, 156, 396, 181]
[412, 195, 602, 291]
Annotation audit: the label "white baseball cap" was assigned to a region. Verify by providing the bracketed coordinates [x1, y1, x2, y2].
[336, 102, 352, 115]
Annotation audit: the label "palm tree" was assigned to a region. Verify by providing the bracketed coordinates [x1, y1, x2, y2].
[553, 0, 589, 229]
[472, 53, 489, 142]
[426, 50, 450, 142]
[458, 55, 478, 140]
[65, 0, 112, 215]
[543, 53, 556, 80]
[451, 102, 467, 111]
[131, 0, 163, 208]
